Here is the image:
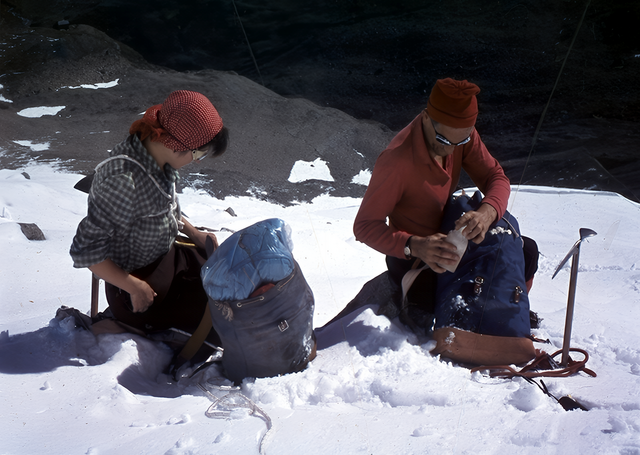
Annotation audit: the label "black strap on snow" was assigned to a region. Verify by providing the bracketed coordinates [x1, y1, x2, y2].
[523, 377, 589, 411]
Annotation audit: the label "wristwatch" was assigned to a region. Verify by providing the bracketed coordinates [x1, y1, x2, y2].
[404, 236, 413, 259]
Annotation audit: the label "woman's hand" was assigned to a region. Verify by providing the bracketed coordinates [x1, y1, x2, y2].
[128, 277, 157, 313]
[190, 229, 219, 251]
[89, 259, 157, 312]
[180, 217, 218, 251]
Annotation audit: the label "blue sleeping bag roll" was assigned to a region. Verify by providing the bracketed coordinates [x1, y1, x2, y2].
[201, 218, 295, 301]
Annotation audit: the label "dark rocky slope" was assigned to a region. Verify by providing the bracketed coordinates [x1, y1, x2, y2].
[2, 0, 639, 202]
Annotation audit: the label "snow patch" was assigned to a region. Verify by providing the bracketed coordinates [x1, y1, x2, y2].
[12, 140, 51, 151]
[61, 79, 120, 90]
[489, 226, 512, 236]
[444, 330, 455, 345]
[288, 158, 334, 183]
[0, 83, 9, 103]
[17, 106, 65, 118]
[351, 169, 371, 186]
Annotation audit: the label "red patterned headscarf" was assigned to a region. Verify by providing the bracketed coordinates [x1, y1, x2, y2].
[427, 78, 480, 128]
[130, 90, 224, 151]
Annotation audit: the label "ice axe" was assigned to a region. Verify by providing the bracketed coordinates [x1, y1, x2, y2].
[552, 228, 597, 366]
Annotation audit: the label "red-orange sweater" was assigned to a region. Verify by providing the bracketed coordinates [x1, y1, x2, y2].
[353, 114, 511, 259]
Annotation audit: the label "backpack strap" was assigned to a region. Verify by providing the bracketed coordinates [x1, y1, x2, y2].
[400, 259, 428, 307]
[169, 302, 214, 379]
[501, 215, 522, 240]
[177, 302, 213, 361]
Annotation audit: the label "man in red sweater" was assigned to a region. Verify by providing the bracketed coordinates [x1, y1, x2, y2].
[354, 78, 536, 320]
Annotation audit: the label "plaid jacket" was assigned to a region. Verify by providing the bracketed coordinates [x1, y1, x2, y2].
[70, 135, 181, 272]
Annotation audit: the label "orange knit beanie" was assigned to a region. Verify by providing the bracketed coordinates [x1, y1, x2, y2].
[427, 78, 480, 128]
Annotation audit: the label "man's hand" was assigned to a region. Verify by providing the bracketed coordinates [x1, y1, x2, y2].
[409, 234, 460, 273]
[454, 203, 497, 244]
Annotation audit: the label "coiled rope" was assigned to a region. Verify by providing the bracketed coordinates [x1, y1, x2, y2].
[197, 382, 273, 455]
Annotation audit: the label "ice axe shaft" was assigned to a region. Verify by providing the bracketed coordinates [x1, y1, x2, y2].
[91, 273, 100, 318]
[561, 249, 581, 366]
[553, 228, 596, 367]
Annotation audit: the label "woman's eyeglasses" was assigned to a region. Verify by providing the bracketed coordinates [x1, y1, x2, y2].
[191, 149, 209, 161]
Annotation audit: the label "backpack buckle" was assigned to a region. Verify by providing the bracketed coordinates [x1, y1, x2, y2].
[278, 320, 289, 332]
[514, 285, 523, 303]
[474, 277, 484, 295]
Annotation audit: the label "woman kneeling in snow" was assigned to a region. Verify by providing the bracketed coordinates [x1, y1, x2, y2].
[70, 90, 228, 336]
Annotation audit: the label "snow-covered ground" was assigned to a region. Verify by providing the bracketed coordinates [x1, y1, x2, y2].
[1, 162, 640, 454]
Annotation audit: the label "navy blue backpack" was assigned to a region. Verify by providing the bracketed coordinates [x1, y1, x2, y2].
[200, 218, 316, 383]
[435, 191, 531, 337]
[431, 191, 535, 365]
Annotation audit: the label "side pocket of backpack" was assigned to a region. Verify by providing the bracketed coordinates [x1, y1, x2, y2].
[431, 327, 536, 366]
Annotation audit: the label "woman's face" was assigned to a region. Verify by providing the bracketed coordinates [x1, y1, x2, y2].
[143, 136, 205, 170]
[167, 149, 195, 169]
